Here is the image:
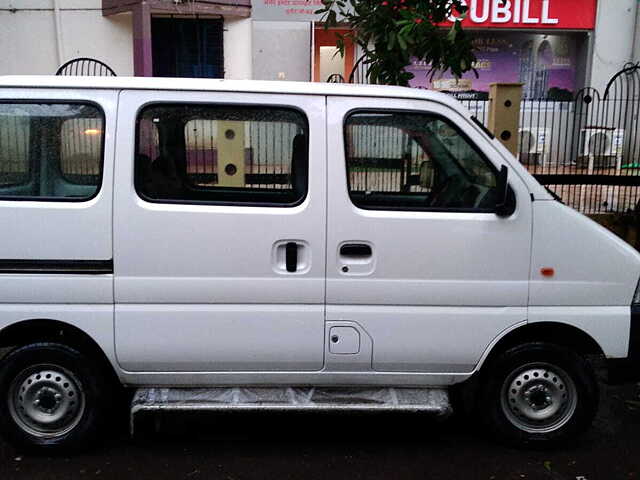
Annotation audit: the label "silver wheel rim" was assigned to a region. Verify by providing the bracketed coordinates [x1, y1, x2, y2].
[500, 362, 578, 434]
[8, 364, 86, 439]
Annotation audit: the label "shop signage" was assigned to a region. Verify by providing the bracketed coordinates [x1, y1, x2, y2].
[251, 0, 325, 22]
[252, 0, 597, 28]
[445, 0, 598, 30]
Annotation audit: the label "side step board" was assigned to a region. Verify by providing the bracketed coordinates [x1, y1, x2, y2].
[131, 387, 452, 434]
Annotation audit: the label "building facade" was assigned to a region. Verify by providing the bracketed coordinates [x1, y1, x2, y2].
[0, 0, 252, 79]
[0, 0, 638, 96]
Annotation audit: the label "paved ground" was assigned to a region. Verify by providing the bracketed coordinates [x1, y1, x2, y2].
[0, 382, 638, 480]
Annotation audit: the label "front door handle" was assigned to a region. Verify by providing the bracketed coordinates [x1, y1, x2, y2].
[340, 243, 372, 258]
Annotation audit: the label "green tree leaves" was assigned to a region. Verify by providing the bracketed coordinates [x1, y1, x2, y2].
[317, 0, 477, 86]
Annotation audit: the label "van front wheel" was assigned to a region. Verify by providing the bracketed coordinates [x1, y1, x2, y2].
[0, 343, 110, 452]
[479, 343, 598, 446]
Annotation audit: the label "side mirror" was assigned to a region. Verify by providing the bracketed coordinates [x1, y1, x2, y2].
[419, 161, 435, 189]
[495, 165, 513, 217]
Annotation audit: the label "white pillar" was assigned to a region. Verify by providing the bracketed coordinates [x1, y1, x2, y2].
[224, 17, 253, 80]
[590, 0, 638, 91]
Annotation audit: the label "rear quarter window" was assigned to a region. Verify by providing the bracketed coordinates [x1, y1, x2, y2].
[0, 102, 104, 200]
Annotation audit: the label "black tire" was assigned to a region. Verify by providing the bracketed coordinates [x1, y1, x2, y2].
[0, 342, 111, 453]
[478, 342, 599, 447]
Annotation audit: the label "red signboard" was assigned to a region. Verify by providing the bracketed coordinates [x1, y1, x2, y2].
[445, 0, 598, 30]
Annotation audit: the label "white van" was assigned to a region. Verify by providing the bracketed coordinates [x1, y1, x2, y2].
[0, 76, 638, 452]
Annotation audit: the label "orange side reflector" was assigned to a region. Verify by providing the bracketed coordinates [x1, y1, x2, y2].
[540, 267, 555, 277]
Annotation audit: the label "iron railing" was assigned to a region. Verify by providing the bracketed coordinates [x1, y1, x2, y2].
[326, 73, 346, 83]
[55, 58, 116, 77]
[11, 58, 637, 214]
[344, 62, 640, 214]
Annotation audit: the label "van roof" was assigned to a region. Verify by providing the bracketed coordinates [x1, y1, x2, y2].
[0, 75, 468, 113]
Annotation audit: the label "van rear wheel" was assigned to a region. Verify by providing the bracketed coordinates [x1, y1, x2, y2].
[479, 342, 598, 447]
[0, 343, 110, 452]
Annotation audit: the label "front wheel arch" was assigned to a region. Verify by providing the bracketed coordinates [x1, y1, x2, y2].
[452, 322, 604, 418]
[478, 322, 605, 373]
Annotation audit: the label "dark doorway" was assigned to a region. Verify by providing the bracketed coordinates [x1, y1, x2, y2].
[152, 17, 224, 78]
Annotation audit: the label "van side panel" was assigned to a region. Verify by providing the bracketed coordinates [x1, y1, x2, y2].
[327, 305, 527, 373]
[112, 90, 327, 373]
[0, 305, 117, 368]
[325, 96, 533, 374]
[530, 201, 640, 307]
[529, 201, 640, 359]
[0, 88, 116, 372]
[115, 305, 325, 372]
[528, 306, 630, 358]
[0, 89, 115, 265]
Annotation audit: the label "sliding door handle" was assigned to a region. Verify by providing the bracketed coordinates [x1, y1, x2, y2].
[285, 242, 298, 272]
[340, 243, 372, 258]
[273, 240, 309, 274]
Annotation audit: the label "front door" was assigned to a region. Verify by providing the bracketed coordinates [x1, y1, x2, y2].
[113, 89, 326, 372]
[326, 96, 532, 374]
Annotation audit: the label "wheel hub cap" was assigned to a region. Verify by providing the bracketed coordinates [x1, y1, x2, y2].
[501, 363, 578, 434]
[9, 366, 85, 438]
[523, 384, 553, 410]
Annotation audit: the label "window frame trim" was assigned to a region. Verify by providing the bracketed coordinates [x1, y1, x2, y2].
[0, 100, 106, 203]
[133, 101, 310, 208]
[342, 107, 512, 214]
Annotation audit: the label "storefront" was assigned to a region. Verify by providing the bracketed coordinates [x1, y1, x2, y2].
[407, 30, 589, 99]
[405, 0, 598, 99]
[250, 0, 640, 99]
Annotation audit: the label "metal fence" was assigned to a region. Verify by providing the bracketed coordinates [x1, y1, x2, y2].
[183, 118, 300, 189]
[137, 116, 303, 190]
[55, 58, 117, 77]
[350, 62, 640, 214]
[346, 121, 430, 194]
[460, 63, 640, 214]
[4, 59, 636, 214]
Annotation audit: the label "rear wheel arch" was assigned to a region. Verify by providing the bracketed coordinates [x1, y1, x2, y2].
[0, 319, 118, 386]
